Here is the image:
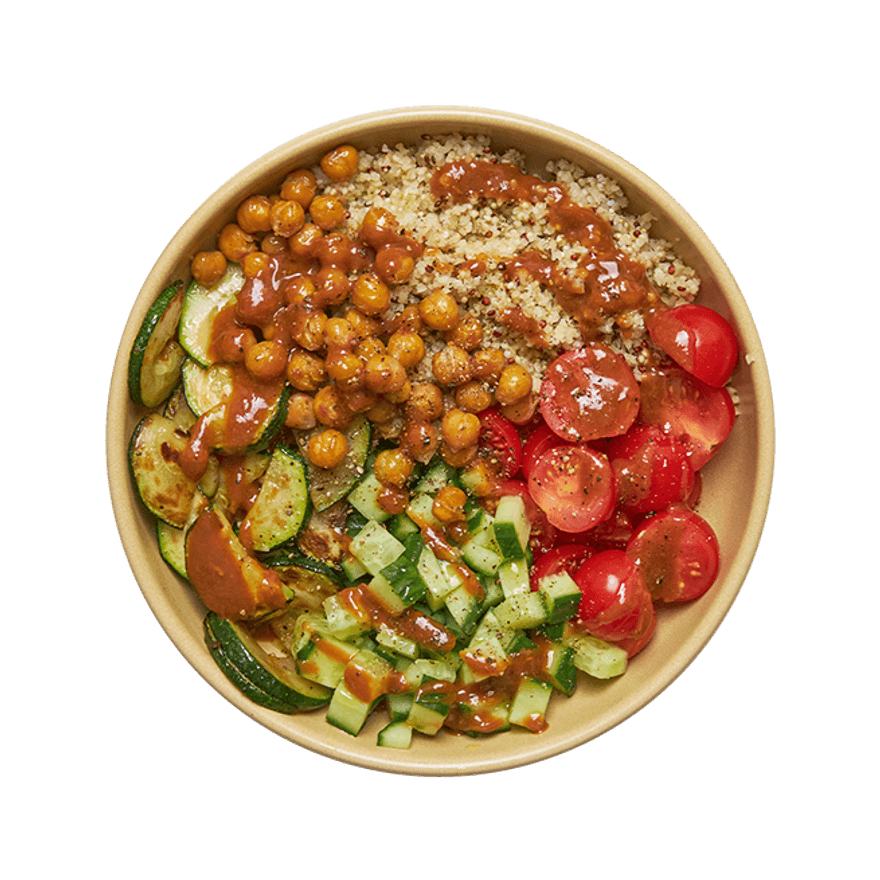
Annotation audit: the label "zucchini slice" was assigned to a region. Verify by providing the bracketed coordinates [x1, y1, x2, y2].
[179, 263, 244, 366]
[128, 281, 186, 407]
[239, 446, 310, 553]
[128, 413, 199, 528]
[205, 612, 332, 711]
[297, 415, 372, 512]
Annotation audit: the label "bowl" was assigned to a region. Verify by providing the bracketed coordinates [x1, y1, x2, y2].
[106, 106, 774, 775]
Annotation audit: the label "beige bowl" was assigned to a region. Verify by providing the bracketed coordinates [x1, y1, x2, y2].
[107, 107, 773, 775]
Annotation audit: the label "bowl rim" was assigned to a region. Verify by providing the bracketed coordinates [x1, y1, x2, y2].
[107, 105, 774, 775]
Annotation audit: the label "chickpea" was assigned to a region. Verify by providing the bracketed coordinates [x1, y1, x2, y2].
[191, 250, 226, 286]
[313, 385, 353, 429]
[432, 485, 467, 524]
[340, 386, 377, 414]
[286, 350, 326, 392]
[405, 382, 444, 421]
[445, 313, 483, 351]
[324, 317, 357, 349]
[325, 350, 364, 387]
[441, 409, 481, 451]
[244, 339, 288, 380]
[307, 429, 348, 469]
[283, 275, 316, 307]
[215, 325, 256, 364]
[386, 330, 425, 369]
[351, 273, 391, 316]
[314, 267, 350, 307]
[395, 304, 424, 334]
[236, 195, 272, 234]
[289, 222, 323, 256]
[383, 379, 411, 405]
[242, 251, 270, 277]
[285, 393, 317, 430]
[419, 289, 459, 332]
[375, 245, 415, 285]
[471, 347, 507, 382]
[432, 344, 473, 387]
[440, 442, 478, 468]
[500, 393, 538, 425]
[281, 169, 317, 207]
[373, 448, 414, 488]
[309, 194, 346, 230]
[345, 307, 380, 340]
[366, 397, 396, 424]
[218, 223, 256, 262]
[260, 233, 288, 255]
[363, 354, 407, 395]
[320, 144, 360, 182]
[355, 337, 385, 361]
[269, 199, 306, 237]
[495, 363, 533, 406]
[455, 380, 494, 413]
[360, 205, 398, 249]
[400, 418, 440, 464]
[295, 311, 327, 351]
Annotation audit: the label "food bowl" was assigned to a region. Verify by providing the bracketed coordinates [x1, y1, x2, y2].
[106, 106, 773, 775]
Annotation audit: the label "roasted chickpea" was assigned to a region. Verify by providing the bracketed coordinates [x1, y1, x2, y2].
[289, 222, 323, 256]
[345, 307, 380, 340]
[244, 339, 288, 380]
[366, 396, 396, 423]
[215, 325, 256, 364]
[445, 313, 483, 351]
[495, 363, 533, 406]
[324, 317, 357, 349]
[351, 273, 391, 316]
[320, 144, 360, 182]
[395, 304, 424, 334]
[218, 223, 256, 262]
[432, 344, 473, 386]
[455, 380, 494, 413]
[314, 267, 350, 307]
[242, 251, 270, 277]
[310, 194, 346, 230]
[325, 350, 364, 387]
[340, 386, 377, 414]
[236, 195, 272, 234]
[441, 409, 481, 451]
[375, 245, 415, 285]
[419, 289, 459, 332]
[281, 169, 317, 207]
[360, 205, 398, 249]
[269, 199, 306, 237]
[355, 337, 385, 361]
[313, 385, 353, 429]
[286, 350, 326, 392]
[191, 250, 227, 286]
[260, 233, 288, 255]
[285, 393, 317, 430]
[383, 379, 411, 405]
[294, 311, 327, 351]
[364, 354, 407, 395]
[500, 393, 538, 425]
[307, 429, 348, 469]
[471, 347, 507, 382]
[405, 382, 444, 421]
[373, 448, 414, 488]
[440, 442, 478, 468]
[386, 330, 425, 369]
[400, 418, 440, 464]
[283, 275, 316, 307]
[432, 485, 467, 524]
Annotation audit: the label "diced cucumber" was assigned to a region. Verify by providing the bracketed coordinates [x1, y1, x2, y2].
[347, 471, 390, 522]
[564, 631, 628, 679]
[377, 720, 413, 749]
[340, 553, 368, 584]
[375, 624, 419, 659]
[460, 635, 508, 679]
[407, 690, 450, 736]
[469, 609, 513, 648]
[321, 594, 370, 640]
[344, 649, 396, 704]
[386, 693, 415, 722]
[498, 558, 531, 599]
[461, 538, 502, 577]
[179, 263, 244, 366]
[349, 520, 405, 575]
[541, 640, 578, 696]
[537, 571, 582, 624]
[492, 494, 531, 560]
[405, 492, 440, 528]
[417, 546, 456, 608]
[509, 678, 552, 731]
[326, 681, 375, 736]
[413, 459, 456, 496]
[494, 592, 549, 631]
[387, 511, 419, 540]
[444, 584, 483, 635]
[364, 574, 407, 615]
[379, 532, 427, 606]
[296, 633, 358, 689]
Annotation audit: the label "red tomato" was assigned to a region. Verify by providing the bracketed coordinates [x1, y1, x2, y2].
[604, 423, 695, 515]
[613, 597, 657, 657]
[494, 479, 558, 554]
[626, 503, 720, 603]
[539, 345, 640, 443]
[527, 445, 616, 532]
[648, 304, 739, 388]
[479, 409, 523, 479]
[529, 542, 594, 591]
[573, 549, 648, 638]
[638, 366, 735, 469]
[521, 422, 569, 481]
[586, 506, 635, 550]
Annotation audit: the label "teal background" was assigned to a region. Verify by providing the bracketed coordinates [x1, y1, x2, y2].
[4, 2, 874, 878]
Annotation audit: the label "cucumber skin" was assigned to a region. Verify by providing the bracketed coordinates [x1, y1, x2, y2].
[128, 281, 184, 407]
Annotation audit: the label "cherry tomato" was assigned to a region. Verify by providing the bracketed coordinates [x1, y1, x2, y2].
[613, 597, 657, 657]
[648, 304, 739, 388]
[539, 344, 640, 443]
[478, 408, 523, 479]
[573, 549, 648, 636]
[527, 445, 616, 532]
[638, 366, 735, 469]
[626, 503, 720, 603]
[530, 542, 594, 591]
[521, 422, 569, 481]
[604, 423, 695, 515]
[494, 479, 558, 554]
[587, 506, 635, 551]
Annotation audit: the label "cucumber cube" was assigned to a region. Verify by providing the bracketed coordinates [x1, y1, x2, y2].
[418, 546, 456, 607]
[538, 572, 582, 624]
[498, 558, 531, 599]
[377, 720, 413, 749]
[492, 495, 530, 559]
[347, 472, 392, 522]
[461, 538, 502, 576]
[564, 632, 628, 679]
[349, 520, 404, 575]
[495, 592, 549, 630]
[541, 641, 578, 696]
[509, 678, 552, 731]
[326, 681, 374, 736]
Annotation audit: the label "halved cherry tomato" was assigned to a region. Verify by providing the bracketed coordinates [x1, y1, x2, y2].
[573, 549, 648, 637]
[604, 423, 695, 515]
[626, 503, 720, 602]
[648, 304, 739, 388]
[527, 445, 616, 532]
[494, 478, 557, 554]
[614, 598, 657, 657]
[529, 542, 594, 591]
[539, 344, 640, 443]
[638, 366, 735, 469]
[586, 506, 635, 550]
[521, 422, 568, 481]
[478, 408, 523, 479]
